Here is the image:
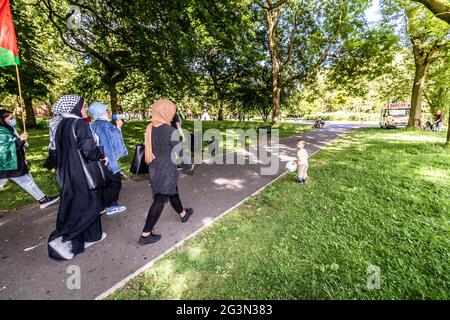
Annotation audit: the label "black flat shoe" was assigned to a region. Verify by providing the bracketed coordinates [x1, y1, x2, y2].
[139, 234, 161, 245]
[180, 207, 194, 223]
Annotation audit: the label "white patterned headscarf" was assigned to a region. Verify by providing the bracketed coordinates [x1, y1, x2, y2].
[48, 95, 83, 150]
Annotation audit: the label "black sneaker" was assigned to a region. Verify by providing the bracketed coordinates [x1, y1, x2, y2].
[180, 207, 194, 223]
[177, 164, 183, 171]
[39, 195, 60, 209]
[296, 178, 303, 184]
[139, 234, 162, 245]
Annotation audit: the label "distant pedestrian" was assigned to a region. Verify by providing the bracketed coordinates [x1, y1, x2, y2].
[171, 109, 185, 141]
[296, 139, 309, 185]
[89, 102, 128, 216]
[0, 109, 59, 209]
[435, 111, 444, 132]
[139, 99, 193, 245]
[171, 109, 190, 171]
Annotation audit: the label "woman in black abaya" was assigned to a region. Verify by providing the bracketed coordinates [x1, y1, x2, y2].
[48, 95, 109, 260]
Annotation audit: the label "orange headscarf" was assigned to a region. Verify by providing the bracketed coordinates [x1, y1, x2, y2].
[144, 99, 177, 164]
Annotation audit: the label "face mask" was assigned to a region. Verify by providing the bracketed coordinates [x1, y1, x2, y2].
[8, 119, 17, 127]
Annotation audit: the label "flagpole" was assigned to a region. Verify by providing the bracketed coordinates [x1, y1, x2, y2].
[15, 64, 26, 132]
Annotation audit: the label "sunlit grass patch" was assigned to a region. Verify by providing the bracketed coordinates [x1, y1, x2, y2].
[109, 128, 449, 300]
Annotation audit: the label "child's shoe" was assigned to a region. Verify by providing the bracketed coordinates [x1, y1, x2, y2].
[106, 205, 127, 216]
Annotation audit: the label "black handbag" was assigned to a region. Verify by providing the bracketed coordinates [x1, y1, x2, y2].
[130, 143, 148, 174]
[72, 120, 111, 191]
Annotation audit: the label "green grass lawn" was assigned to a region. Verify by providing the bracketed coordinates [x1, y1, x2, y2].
[109, 128, 449, 300]
[0, 119, 310, 213]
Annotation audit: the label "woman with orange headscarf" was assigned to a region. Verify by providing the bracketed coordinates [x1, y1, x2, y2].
[140, 99, 194, 245]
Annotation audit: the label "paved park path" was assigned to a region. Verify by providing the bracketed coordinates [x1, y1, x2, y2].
[0, 122, 371, 300]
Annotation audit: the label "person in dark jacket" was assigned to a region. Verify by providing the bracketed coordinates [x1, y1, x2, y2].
[47, 95, 109, 260]
[0, 109, 59, 209]
[140, 99, 193, 245]
[171, 110, 186, 171]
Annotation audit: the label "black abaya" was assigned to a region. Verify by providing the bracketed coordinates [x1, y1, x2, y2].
[48, 117, 105, 259]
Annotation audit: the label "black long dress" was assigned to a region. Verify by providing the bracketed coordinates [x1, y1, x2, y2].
[48, 117, 105, 259]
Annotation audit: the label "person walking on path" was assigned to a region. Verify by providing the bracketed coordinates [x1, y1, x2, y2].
[48, 95, 108, 261]
[0, 109, 59, 209]
[435, 110, 444, 132]
[139, 99, 193, 245]
[171, 109, 184, 171]
[89, 102, 128, 216]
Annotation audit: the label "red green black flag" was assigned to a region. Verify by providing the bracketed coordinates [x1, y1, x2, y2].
[0, 0, 20, 67]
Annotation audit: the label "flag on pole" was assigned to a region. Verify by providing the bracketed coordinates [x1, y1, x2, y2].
[0, 0, 20, 67]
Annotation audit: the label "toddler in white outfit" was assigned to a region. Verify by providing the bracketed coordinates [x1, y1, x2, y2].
[296, 140, 309, 184]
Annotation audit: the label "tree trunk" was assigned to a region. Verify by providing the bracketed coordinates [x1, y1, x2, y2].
[408, 61, 428, 129]
[271, 87, 281, 124]
[262, 113, 268, 122]
[259, 110, 266, 122]
[266, 9, 282, 125]
[23, 96, 36, 128]
[218, 100, 224, 121]
[446, 110, 450, 145]
[109, 83, 122, 114]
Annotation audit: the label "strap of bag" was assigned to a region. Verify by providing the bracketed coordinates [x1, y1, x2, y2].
[71, 119, 79, 143]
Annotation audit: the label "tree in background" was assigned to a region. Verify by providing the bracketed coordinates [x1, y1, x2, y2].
[255, 0, 399, 124]
[186, 0, 262, 120]
[254, 0, 344, 124]
[413, 0, 450, 24]
[405, 2, 449, 128]
[119, 0, 198, 105]
[423, 52, 450, 143]
[38, 0, 136, 114]
[234, 60, 273, 121]
[0, 0, 54, 128]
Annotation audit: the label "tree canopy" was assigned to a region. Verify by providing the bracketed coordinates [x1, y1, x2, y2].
[0, 0, 448, 129]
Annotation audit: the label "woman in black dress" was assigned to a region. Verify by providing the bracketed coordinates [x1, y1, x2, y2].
[140, 99, 193, 245]
[48, 95, 109, 260]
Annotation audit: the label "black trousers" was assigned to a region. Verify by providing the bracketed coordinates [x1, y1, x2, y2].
[143, 193, 184, 233]
[103, 172, 122, 208]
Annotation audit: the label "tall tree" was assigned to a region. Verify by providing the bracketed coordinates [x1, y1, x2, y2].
[38, 0, 134, 113]
[0, 0, 54, 127]
[255, 0, 391, 124]
[412, 0, 450, 24]
[423, 52, 450, 143]
[234, 60, 273, 121]
[405, 2, 449, 128]
[38, 0, 201, 113]
[188, 0, 259, 120]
